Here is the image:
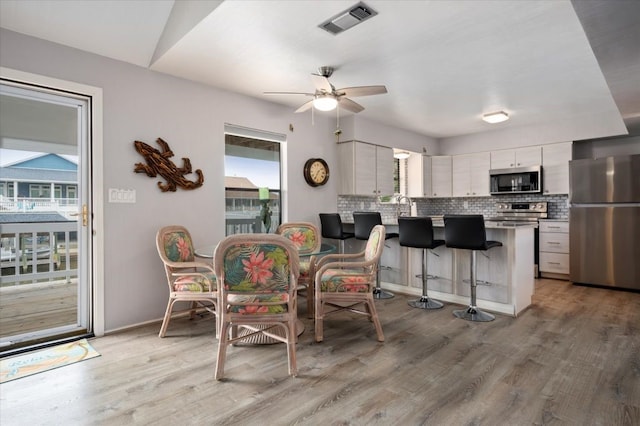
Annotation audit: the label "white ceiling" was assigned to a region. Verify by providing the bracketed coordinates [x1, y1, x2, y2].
[1, 0, 639, 140]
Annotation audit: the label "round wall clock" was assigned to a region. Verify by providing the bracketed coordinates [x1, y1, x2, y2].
[303, 158, 330, 187]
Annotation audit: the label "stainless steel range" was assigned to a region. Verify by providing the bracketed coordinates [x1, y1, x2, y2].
[487, 201, 547, 277]
[489, 201, 548, 223]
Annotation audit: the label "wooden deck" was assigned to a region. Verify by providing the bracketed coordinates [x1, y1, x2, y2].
[0, 280, 77, 339]
[1, 278, 639, 425]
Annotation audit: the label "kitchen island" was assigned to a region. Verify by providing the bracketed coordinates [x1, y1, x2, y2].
[341, 219, 536, 317]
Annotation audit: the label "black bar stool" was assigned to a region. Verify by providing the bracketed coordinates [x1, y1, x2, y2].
[398, 217, 445, 309]
[353, 211, 398, 299]
[319, 213, 354, 254]
[443, 214, 502, 322]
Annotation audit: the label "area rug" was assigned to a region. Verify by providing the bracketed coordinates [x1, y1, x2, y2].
[0, 338, 100, 383]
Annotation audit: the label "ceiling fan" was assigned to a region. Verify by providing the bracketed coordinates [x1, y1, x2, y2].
[264, 66, 387, 114]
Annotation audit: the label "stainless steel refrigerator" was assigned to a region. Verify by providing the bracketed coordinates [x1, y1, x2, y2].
[569, 154, 640, 290]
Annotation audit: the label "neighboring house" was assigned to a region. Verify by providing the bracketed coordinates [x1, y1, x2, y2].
[0, 153, 78, 214]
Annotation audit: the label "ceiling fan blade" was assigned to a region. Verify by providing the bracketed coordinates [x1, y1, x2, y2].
[337, 85, 388, 97]
[264, 91, 314, 96]
[310, 74, 333, 93]
[338, 97, 365, 113]
[295, 100, 314, 113]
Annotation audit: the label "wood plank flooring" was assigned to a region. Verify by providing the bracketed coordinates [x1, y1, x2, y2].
[1, 278, 639, 425]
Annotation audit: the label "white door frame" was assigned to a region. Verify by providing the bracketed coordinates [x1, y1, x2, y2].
[1, 66, 105, 337]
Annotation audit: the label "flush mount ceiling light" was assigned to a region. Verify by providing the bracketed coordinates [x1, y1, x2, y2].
[313, 95, 338, 111]
[393, 151, 411, 160]
[482, 111, 509, 124]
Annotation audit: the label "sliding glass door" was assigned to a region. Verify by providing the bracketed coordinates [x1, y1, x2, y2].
[0, 81, 92, 351]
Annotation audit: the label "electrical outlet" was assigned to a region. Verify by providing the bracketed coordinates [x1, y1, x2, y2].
[463, 200, 469, 209]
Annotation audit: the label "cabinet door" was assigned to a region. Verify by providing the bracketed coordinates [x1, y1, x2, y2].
[407, 153, 431, 197]
[375, 145, 395, 196]
[337, 142, 355, 195]
[469, 152, 490, 196]
[542, 142, 572, 194]
[354, 142, 377, 196]
[452, 155, 471, 196]
[491, 146, 541, 169]
[515, 146, 542, 167]
[490, 150, 515, 169]
[430, 156, 452, 197]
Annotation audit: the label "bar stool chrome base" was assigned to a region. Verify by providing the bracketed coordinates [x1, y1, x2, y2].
[373, 288, 394, 299]
[408, 296, 443, 309]
[453, 306, 495, 322]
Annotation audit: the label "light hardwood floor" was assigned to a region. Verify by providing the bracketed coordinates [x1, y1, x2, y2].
[1, 278, 639, 425]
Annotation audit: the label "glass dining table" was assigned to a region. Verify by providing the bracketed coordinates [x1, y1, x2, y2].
[194, 241, 336, 344]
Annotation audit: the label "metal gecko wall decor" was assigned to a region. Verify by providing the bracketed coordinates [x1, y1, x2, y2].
[133, 138, 204, 192]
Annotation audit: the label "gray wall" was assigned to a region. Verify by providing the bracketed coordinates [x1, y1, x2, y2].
[1, 29, 339, 331]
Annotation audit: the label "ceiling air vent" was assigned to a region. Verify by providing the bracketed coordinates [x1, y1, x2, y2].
[319, 2, 378, 35]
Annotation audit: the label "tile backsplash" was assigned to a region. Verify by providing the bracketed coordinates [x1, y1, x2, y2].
[338, 194, 569, 222]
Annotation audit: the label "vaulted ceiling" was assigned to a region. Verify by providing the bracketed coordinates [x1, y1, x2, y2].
[1, 0, 639, 140]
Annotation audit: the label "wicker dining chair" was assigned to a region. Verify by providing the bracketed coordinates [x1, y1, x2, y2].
[314, 224, 386, 343]
[155, 225, 218, 338]
[276, 222, 321, 318]
[213, 233, 300, 380]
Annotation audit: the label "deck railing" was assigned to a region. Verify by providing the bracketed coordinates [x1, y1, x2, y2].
[0, 221, 78, 286]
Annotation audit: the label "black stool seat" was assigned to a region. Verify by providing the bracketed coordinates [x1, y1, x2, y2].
[352, 211, 395, 299]
[352, 212, 398, 240]
[443, 215, 502, 251]
[443, 215, 502, 322]
[399, 217, 445, 310]
[398, 217, 445, 250]
[319, 214, 354, 253]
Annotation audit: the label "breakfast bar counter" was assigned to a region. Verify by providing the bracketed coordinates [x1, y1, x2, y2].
[341, 219, 536, 317]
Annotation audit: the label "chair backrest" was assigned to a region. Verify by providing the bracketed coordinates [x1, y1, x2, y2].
[443, 215, 488, 250]
[353, 211, 382, 240]
[319, 213, 344, 239]
[214, 233, 300, 300]
[156, 225, 196, 265]
[398, 217, 435, 249]
[364, 224, 386, 265]
[275, 222, 321, 256]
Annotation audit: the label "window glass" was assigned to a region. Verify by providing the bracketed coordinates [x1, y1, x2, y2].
[224, 134, 282, 235]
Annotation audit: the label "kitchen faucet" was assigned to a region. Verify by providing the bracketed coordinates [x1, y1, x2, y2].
[396, 195, 413, 217]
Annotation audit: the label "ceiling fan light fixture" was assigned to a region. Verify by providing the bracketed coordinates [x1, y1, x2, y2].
[482, 111, 509, 124]
[313, 95, 338, 111]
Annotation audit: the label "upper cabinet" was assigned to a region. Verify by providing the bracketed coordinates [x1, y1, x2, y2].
[430, 156, 452, 198]
[452, 152, 490, 197]
[337, 141, 394, 196]
[490, 146, 541, 169]
[542, 142, 572, 195]
[407, 153, 431, 198]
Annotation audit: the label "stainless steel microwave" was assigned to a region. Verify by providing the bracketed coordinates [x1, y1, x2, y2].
[489, 165, 542, 195]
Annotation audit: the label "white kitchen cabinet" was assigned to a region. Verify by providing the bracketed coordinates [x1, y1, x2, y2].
[407, 153, 431, 198]
[490, 146, 541, 169]
[430, 156, 452, 198]
[542, 142, 572, 194]
[337, 141, 394, 196]
[539, 220, 570, 278]
[452, 152, 490, 197]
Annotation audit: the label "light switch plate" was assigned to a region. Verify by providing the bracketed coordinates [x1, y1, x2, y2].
[108, 188, 136, 203]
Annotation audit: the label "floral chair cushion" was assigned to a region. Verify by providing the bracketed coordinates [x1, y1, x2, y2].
[173, 273, 217, 292]
[318, 268, 371, 293]
[163, 231, 195, 262]
[298, 259, 311, 280]
[278, 227, 318, 254]
[221, 243, 293, 314]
